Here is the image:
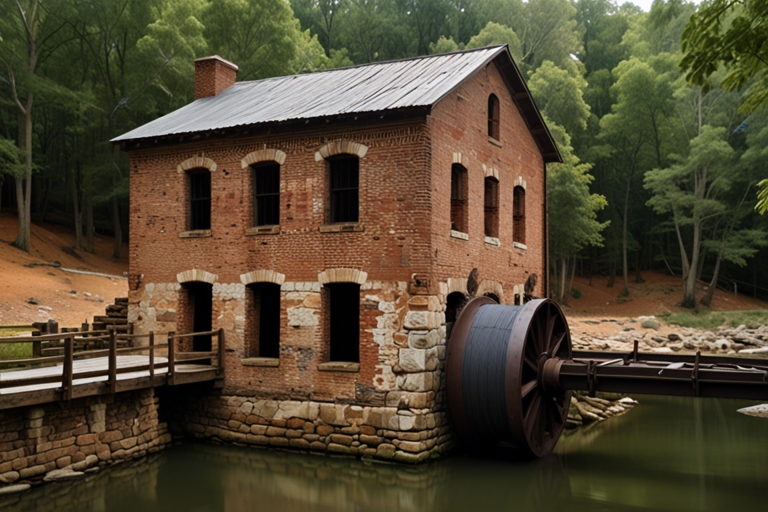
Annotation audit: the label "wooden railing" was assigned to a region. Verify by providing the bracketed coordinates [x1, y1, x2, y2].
[0, 328, 225, 400]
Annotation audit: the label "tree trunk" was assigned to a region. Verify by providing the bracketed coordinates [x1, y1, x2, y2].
[85, 194, 94, 253]
[70, 166, 82, 250]
[607, 259, 616, 288]
[620, 178, 631, 296]
[568, 257, 576, 299]
[560, 257, 568, 304]
[11, 97, 33, 252]
[112, 194, 121, 259]
[634, 251, 644, 283]
[700, 249, 722, 307]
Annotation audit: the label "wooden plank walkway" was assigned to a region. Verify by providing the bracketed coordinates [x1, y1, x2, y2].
[0, 328, 225, 410]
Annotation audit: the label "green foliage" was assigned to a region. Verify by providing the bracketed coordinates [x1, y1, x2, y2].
[528, 61, 591, 135]
[547, 121, 609, 261]
[681, 0, 768, 113]
[466, 22, 522, 61]
[570, 288, 582, 299]
[757, 179, 768, 214]
[429, 36, 461, 55]
[0, 138, 25, 179]
[660, 309, 768, 330]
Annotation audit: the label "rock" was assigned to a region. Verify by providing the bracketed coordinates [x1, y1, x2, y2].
[739, 347, 768, 355]
[641, 319, 660, 330]
[43, 469, 84, 482]
[737, 404, 768, 418]
[0, 484, 31, 495]
[668, 333, 682, 341]
[619, 397, 639, 405]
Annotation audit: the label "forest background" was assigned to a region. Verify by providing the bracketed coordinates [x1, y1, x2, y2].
[0, 0, 766, 310]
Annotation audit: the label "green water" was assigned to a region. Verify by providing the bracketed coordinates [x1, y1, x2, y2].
[3, 396, 767, 511]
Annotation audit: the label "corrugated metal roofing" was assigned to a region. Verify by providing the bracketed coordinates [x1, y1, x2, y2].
[112, 46, 507, 143]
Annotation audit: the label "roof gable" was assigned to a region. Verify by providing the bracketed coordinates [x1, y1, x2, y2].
[112, 46, 560, 163]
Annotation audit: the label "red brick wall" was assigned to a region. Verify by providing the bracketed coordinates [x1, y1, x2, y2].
[428, 61, 546, 301]
[194, 58, 237, 100]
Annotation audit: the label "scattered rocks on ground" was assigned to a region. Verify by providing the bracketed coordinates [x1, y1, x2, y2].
[43, 469, 84, 482]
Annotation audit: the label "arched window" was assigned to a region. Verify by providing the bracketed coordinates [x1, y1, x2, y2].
[252, 162, 280, 226]
[450, 164, 468, 233]
[488, 94, 500, 140]
[328, 155, 359, 223]
[445, 291, 467, 340]
[188, 169, 211, 230]
[513, 186, 526, 244]
[484, 177, 499, 238]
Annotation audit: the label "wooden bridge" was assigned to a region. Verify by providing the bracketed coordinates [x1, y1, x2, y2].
[0, 329, 224, 410]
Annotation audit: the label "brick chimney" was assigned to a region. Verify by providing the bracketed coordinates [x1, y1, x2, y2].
[194, 55, 238, 100]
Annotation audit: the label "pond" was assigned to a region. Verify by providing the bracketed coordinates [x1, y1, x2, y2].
[3, 396, 767, 511]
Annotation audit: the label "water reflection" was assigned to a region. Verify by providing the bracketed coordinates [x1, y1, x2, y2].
[3, 397, 767, 512]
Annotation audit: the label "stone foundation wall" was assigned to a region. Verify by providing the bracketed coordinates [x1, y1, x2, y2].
[168, 394, 454, 464]
[0, 389, 171, 489]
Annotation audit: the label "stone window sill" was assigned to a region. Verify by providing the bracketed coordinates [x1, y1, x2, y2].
[245, 225, 280, 236]
[240, 357, 280, 367]
[450, 230, 469, 241]
[513, 241, 528, 250]
[317, 361, 360, 372]
[319, 223, 364, 233]
[179, 229, 212, 238]
[485, 236, 501, 247]
[488, 136, 503, 148]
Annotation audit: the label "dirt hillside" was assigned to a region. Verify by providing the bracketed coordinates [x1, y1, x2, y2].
[0, 212, 128, 328]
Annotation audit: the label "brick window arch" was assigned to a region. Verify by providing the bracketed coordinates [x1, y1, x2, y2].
[488, 94, 500, 140]
[484, 176, 499, 238]
[450, 164, 468, 233]
[513, 186, 526, 244]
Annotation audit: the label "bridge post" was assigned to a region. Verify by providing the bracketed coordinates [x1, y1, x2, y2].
[149, 331, 155, 379]
[167, 332, 175, 385]
[62, 335, 73, 401]
[108, 330, 117, 394]
[218, 328, 225, 377]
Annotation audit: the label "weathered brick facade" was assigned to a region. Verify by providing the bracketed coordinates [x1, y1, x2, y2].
[123, 48, 557, 462]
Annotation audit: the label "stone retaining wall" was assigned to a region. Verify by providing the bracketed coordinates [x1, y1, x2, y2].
[0, 389, 171, 489]
[167, 394, 455, 464]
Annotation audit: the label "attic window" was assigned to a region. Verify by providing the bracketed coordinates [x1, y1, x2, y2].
[329, 155, 359, 223]
[253, 162, 280, 226]
[488, 94, 500, 141]
[188, 169, 211, 231]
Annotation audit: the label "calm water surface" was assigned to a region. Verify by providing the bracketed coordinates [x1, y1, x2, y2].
[3, 396, 767, 511]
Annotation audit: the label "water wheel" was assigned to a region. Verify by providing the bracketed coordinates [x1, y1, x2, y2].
[446, 297, 572, 457]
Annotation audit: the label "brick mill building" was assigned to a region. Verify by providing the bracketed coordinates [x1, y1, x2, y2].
[113, 45, 560, 462]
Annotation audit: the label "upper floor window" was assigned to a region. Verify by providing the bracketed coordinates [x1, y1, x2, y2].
[513, 186, 526, 244]
[253, 162, 280, 226]
[488, 94, 500, 141]
[329, 155, 359, 223]
[484, 177, 499, 238]
[451, 164, 468, 233]
[189, 170, 211, 231]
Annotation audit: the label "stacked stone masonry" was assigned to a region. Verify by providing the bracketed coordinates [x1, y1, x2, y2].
[0, 390, 171, 487]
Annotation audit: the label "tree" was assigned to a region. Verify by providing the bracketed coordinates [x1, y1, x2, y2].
[681, 0, 768, 114]
[758, 180, 768, 214]
[547, 122, 608, 303]
[645, 126, 739, 308]
[465, 22, 522, 61]
[528, 60, 591, 136]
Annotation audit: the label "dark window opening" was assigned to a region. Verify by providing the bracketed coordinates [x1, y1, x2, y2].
[253, 163, 280, 226]
[484, 177, 499, 238]
[246, 282, 280, 358]
[328, 283, 360, 362]
[488, 94, 500, 140]
[329, 156, 359, 223]
[513, 186, 526, 244]
[184, 282, 212, 352]
[189, 170, 211, 231]
[450, 164, 468, 233]
[484, 293, 500, 303]
[445, 291, 467, 340]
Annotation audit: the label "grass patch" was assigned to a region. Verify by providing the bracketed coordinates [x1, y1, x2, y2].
[0, 328, 35, 360]
[659, 310, 768, 330]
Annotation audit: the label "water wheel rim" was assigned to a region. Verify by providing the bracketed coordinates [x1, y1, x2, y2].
[506, 299, 572, 457]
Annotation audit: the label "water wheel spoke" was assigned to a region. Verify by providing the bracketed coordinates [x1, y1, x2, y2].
[545, 313, 556, 351]
[521, 380, 537, 398]
[524, 392, 543, 439]
[524, 356, 538, 373]
[549, 332, 566, 357]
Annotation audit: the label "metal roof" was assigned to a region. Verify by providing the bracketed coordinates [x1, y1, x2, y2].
[113, 46, 561, 163]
